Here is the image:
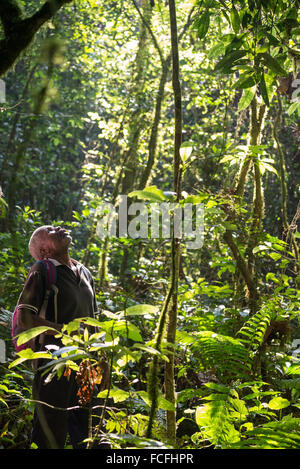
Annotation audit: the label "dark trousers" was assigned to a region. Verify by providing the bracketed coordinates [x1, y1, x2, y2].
[31, 367, 90, 449]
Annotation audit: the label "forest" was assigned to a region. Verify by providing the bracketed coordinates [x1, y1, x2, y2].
[0, 0, 300, 451]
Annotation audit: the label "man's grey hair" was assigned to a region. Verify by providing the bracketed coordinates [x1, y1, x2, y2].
[28, 227, 47, 260]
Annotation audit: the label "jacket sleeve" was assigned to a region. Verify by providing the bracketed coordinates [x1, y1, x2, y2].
[17, 262, 46, 327]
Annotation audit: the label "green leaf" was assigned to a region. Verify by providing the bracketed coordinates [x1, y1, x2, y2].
[126, 323, 143, 342]
[253, 244, 269, 254]
[0, 197, 8, 218]
[268, 252, 282, 261]
[137, 390, 151, 407]
[204, 382, 230, 393]
[259, 73, 270, 106]
[268, 397, 290, 410]
[261, 162, 278, 175]
[195, 10, 210, 39]
[260, 53, 288, 77]
[266, 33, 280, 46]
[207, 42, 226, 59]
[9, 349, 53, 368]
[118, 304, 159, 317]
[102, 320, 143, 342]
[220, 154, 235, 163]
[98, 387, 130, 403]
[238, 88, 255, 111]
[158, 395, 176, 411]
[233, 72, 259, 89]
[16, 326, 58, 346]
[128, 186, 166, 203]
[133, 343, 162, 356]
[230, 7, 240, 33]
[137, 391, 175, 411]
[78, 317, 106, 328]
[214, 50, 248, 74]
[0, 397, 8, 408]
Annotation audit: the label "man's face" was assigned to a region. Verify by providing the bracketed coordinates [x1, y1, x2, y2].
[36, 225, 72, 257]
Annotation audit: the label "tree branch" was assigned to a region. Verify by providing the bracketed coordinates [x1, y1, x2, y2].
[0, 0, 73, 77]
[0, 0, 23, 36]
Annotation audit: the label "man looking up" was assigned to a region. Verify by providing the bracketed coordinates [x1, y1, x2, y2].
[16, 225, 103, 449]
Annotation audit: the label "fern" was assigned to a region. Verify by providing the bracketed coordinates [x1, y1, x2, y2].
[275, 377, 300, 392]
[194, 384, 300, 449]
[237, 307, 273, 350]
[195, 384, 241, 448]
[237, 296, 293, 351]
[189, 331, 251, 381]
[232, 416, 300, 449]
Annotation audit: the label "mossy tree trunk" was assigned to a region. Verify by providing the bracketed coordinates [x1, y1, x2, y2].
[164, 0, 182, 444]
[223, 94, 267, 313]
[120, 0, 152, 196]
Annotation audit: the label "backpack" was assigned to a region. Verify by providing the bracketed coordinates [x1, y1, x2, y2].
[12, 259, 58, 353]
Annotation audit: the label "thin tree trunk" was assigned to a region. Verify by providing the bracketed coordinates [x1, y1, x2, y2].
[164, 0, 182, 444]
[245, 98, 266, 278]
[145, 0, 183, 441]
[120, 0, 152, 195]
[138, 55, 171, 189]
[224, 94, 266, 313]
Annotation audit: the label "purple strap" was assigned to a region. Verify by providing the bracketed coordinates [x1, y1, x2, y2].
[40, 259, 57, 289]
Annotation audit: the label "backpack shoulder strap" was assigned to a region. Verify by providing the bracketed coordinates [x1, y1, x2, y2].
[39, 259, 57, 289]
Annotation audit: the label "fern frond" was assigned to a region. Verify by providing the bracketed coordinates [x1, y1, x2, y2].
[195, 385, 240, 448]
[233, 417, 300, 449]
[237, 307, 273, 349]
[275, 378, 300, 392]
[191, 331, 250, 380]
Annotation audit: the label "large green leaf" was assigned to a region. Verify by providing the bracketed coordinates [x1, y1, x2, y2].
[214, 50, 248, 73]
[128, 186, 166, 203]
[268, 397, 290, 410]
[195, 10, 210, 39]
[230, 7, 240, 33]
[97, 387, 130, 402]
[137, 391, 175, 411]
[9, 348, 53, 368]
[260, 53, 288, 76]
[101, 320, 143, 342]
[16, 326, 58, 346]
[259, 73, 270, 106]
[238, 88, 255, 111]
[118, 304, 159, 317]
[233, 71, 260, 89]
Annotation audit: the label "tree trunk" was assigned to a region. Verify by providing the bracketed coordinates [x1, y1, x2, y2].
[164, 0, 182, 444]
[138, 55, 171, 189]
[120, 0, 152, 195]
[224, 94, 266, 313]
